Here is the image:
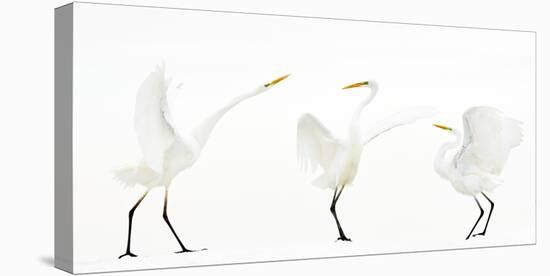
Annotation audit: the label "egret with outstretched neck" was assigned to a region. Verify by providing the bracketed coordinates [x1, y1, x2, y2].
[115, 64, 290, 258]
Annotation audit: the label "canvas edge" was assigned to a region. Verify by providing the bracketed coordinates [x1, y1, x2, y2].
[55, 3, 75, 274]
[53, 2, 538, 274]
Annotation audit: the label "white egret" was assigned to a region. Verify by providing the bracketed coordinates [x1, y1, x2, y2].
[115, 64, 290, 258]
[433, 106, 522, 240]
[297, 80, 433, 241]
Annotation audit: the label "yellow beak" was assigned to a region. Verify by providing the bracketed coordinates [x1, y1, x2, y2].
[342, 81, 369, 90]
[265, 74, 291, 87]
[433, 124, 453, 131]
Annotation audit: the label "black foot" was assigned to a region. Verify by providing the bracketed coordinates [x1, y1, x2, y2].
[336, 237, 352, 242]
[118, 252, 138, 259]
[175, 248, 207, 254]
[465, 232, 485, 240]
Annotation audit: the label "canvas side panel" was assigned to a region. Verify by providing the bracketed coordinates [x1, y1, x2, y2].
[55, 3, 74, 274]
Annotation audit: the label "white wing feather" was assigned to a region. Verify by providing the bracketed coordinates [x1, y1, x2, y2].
[457, 106, 523, 175]
[297, 114, 344, 173]
[363, 107, 436, 145]
[134, 64, 176, 173]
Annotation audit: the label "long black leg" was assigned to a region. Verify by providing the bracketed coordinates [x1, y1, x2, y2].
[330, 186, 351, 242]
[162, 187, 206, 253]
[465, 197, 484, 240]
[119, 189, 150, 259]
[163, 187, 191, 253]
[473, 192, 495, 237]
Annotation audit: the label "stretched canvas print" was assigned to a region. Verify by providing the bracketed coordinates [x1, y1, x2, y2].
[55, 2, 537, 274]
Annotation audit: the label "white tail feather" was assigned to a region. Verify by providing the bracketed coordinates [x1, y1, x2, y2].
[113, 163, 159, 188]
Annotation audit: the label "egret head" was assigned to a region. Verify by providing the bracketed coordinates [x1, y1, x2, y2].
[264, 74, 291, 88]
[342, 80, 378, 91]
[433, 123, 454, 132]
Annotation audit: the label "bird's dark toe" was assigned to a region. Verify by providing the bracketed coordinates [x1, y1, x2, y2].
[175, 248, 207, 254]
[336, 237, 352, 242]
[118, 252, 138, 259]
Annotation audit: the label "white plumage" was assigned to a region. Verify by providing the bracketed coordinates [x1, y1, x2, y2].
[133, 64, 178, 173]
[363, 107, 436, 145]
[297, 80, 433, 241]
[297, 113, 345, 173]
[115, 64, 290, 258]
[435, 106, 523, 195]
[433, 106, 523, 240]
[114, 64, 199, 189]
[113, 162, 159, 188]
[297, 107, 434, 190]
[458, 106, 523, 175]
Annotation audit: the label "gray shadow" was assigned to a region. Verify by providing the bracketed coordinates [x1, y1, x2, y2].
[39, 255, 55, 267]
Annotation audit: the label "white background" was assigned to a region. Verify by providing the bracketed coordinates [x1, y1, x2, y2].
[0, 0, 547, 275]
[71, 3, 535, 273]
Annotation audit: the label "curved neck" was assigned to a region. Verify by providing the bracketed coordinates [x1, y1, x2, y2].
[349, 87, 377, 144]
[434, 130, 462, 179]
[193, 85, 266, 148]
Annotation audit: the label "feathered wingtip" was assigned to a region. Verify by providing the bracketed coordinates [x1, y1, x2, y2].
[156, 59, 166, 74]
[503, 116, 524, 148]
[466, 106, 524, 148]
[296, 113, 340, 174]
[157, 61, 172, 90]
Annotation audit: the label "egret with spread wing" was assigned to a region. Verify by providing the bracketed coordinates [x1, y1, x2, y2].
[433, 106, 522, 240]
[297, 80, 433, 241]
[115, 64, 290, 258]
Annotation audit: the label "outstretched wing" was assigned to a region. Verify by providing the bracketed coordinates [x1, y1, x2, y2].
[134, 64, 176, 173]
[363, 107, 436, 145]
[297, 114, 344, 173]
[457, 106, 523, 175]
